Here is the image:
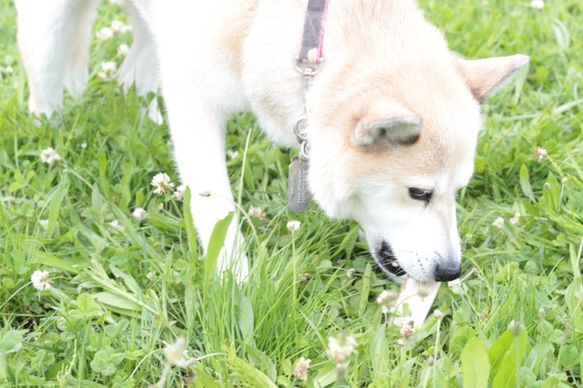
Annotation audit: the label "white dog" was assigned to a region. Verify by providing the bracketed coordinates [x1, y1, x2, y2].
[15, 0, 528, 283]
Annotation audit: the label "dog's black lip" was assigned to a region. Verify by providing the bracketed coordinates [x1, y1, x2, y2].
[376, 241, 406, 276]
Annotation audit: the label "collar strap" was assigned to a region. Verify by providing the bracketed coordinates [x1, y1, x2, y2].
[298, 0, 329, 66]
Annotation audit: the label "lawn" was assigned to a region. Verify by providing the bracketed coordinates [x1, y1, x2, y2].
[0, 0, 582, 387]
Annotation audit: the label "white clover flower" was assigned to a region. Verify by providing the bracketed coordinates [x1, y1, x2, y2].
[117, 43, 130, 57]
[248, 206, 266, 220]
[96, 26, 114, 41]
[433, 309, 444, 320]
[40, 147, 61, 165]
[132, 207, 147, 221]
[110, 20, 125, 34]
[164, 337, 192, 368]
[80, 142, 87, 149]
[121, 25, 133, 34]
[561, 177, 568, 185]
[544, 182, 551, 190]
[533, 147, 547, 162]
[151, 172, 175, 195]
[108, 219, 126, 231]
[31, 270, 52, 291]
[174, 185, 186, 200]
[347, 268, 356, 278]
[427, 355, 435, 366]
[510, 212, 521, 225]
[146, 272, 154, 280]
[492, 217, 504, 229]
[508, 320, 522, 336]
[327, 334, 357, 364]
[376, 290, 397, 314]
[299, 272, 313, 285]
[294, 357, 311, 381]
[97, 61, 117, 80]
[400, 324, 415, 340]
[530, 0, 544, 9]
[5, 66, 14, 74]
[226, 150, 239, 159]
[287, 220, 301, 232]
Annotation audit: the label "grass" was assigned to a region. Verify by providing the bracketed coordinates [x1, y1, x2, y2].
[0, 0, 582, 386]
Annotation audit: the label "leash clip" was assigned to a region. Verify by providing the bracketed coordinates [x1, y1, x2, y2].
[293, 116, 310, 160]
[295, 56, 321, 93]
[295, 56, 321, 75]
[293, 57, 320, 161]
[289, 0, 329, 212]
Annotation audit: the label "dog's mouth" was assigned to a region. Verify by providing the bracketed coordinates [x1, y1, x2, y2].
[375, 241, 406, 277]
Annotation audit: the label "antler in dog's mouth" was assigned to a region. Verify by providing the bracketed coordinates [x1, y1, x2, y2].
[376, 241, 406, 276]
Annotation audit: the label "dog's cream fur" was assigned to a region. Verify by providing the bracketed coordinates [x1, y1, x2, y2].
[16, 0, 528, 282]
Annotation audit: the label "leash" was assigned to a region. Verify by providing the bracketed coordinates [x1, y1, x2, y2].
[289, 0, 329, 213]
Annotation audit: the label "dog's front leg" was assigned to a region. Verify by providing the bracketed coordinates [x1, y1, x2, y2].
[174, 120, 248, 282]
[163, 88, 249, 282]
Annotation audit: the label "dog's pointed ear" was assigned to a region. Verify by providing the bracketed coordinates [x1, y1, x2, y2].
[454, 54, 529, 102]
[353, 103, 421, 148]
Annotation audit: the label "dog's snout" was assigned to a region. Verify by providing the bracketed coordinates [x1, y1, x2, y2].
[434, 261, 461, 282]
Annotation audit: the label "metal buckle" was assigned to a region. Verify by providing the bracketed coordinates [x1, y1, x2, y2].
[295, 57, 321, 76]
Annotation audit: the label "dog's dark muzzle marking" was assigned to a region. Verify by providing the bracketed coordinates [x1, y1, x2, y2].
[376, 241, 406, 276]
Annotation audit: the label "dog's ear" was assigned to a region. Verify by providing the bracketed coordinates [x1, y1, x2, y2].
[454, 54, 529, 102]
[353, 102, 422, 148]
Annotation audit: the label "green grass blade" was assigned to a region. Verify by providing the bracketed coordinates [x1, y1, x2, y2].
[462, 338, 490, 388]
[204, 212, 234, 286]
[183, 186, 199, 256]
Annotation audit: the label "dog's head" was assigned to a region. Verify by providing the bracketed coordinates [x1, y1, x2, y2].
[306, 28, 528, 282]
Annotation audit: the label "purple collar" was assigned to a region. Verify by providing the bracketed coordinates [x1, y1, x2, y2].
[298, 0, 330, 66]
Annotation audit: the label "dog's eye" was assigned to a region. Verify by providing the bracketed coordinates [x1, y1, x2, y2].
[408, 187, 432, 202]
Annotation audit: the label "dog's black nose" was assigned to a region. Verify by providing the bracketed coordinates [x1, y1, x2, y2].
[435, 262, 461, 282]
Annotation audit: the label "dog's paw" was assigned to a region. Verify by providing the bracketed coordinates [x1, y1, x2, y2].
[217, 250, 249, 284]
[206, 219, 249, 283]
[146, 98, 163, 125]
[215, 232, 249, 284]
